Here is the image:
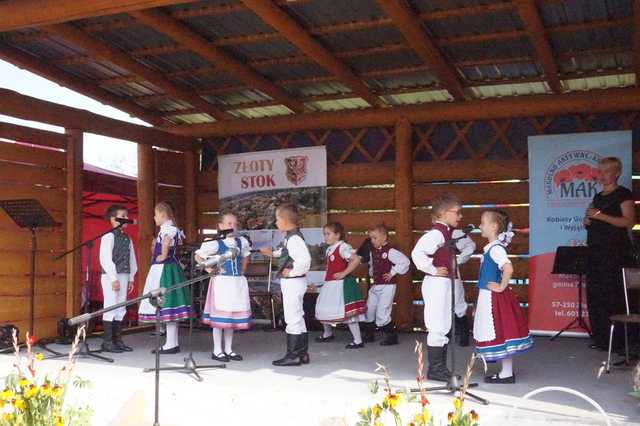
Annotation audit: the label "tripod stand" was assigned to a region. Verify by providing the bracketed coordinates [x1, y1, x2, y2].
[550, 246, 591, 340]
[47, 223, 133, 362]
[142, 250, 225, 381]
[0, 199, 61, 355]
[414, 233, 489, 405]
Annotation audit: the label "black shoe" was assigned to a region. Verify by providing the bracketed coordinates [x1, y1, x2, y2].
[314, 334, 335, 343]
[151, 346, 180, 355]
[101, 341, 124, 353]
[485, 373, 516, 384]
[225, 352, 243, 361]
[426, 345, 452, 382]
[380, 323, 399, 346]
[361, 322, 376, 343]
[112, 321, 133, 352]
[101, 321, 123, 353]
[273, 333, 303, 367]
[346, 342, 364, 349]
[212, 353, 230, 362]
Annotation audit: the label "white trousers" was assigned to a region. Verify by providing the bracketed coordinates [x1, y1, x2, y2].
[454, 278, 468, 318]
[281, 277, 308, 335]
[365, 284, 396, 327]
[422, 276, 460, 347]
[101, 273, 129, 321]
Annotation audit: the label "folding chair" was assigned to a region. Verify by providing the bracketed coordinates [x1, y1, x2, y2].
[605, 267, 640, 373]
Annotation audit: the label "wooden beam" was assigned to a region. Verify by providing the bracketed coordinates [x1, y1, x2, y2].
[165, 87, 640, 136]
[65, 129, 83, 317]
[240, 0, 385, 108]
[183, 149, 198, 242]
[635, 0, 640, 84]
[129, 9, 307, 113]
[515, 0, 563, 93]
[0, 0, 194, 31]
[393, 118, 413, 330]
[377, 0, 467, 100]
[45, 24, 233, 121]
[0, 88, 191, 151]
[0, 43, 167, 126]
[137, 145, 156, 292]
[0, 122, 68, 149]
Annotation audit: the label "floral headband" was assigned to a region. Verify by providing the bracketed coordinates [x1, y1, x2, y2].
[498, 222, 514, 246]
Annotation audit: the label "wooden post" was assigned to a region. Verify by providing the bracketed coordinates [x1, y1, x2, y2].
[137, 144, 156, 293]
[184, 149, 198, 243]
[65, 129, 83, 318]
[393, 118, 414, 330]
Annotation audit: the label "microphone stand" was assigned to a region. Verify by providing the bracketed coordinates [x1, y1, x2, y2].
[414, 230, 489, 405]
[68, 269, 222, 426]
[142, 251, 226, 382]
[48, 222, 128, 362]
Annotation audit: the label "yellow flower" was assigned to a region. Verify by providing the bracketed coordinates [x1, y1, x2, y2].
[372, 404, 382, 418]
[41, 383, 52, 397]
[447, 411, 454, 422]
[470, 409, 479, 422]
[35, 352, 44, 361]
[0, 388, 14, 400]
[413, 408, 431, 425]
[373, 421, 383, 426]
[52, 384, 64, 398]
[24, 384, 39, 399]
[358, 407, 368, 418]
[453, 397, 461, 410]
[13, 397, 25, 411]
[18, 377, 29, 388]
[54, 415, 64, 426]
[384, 393, 401, 409]
[2, 413, 14, 422]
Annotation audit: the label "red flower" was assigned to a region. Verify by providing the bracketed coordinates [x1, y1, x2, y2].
[554, 169, 572, 187]
[420, 396, 429, 406]
[568, 164, 590, 181]
[28, 335, 35, 346]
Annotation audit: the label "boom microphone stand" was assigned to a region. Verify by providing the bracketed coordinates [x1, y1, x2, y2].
[68, 267, 224, 426]
[414, 229, 489, 405]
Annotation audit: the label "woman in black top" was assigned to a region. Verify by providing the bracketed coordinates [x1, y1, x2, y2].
[583, 157, 636, 350]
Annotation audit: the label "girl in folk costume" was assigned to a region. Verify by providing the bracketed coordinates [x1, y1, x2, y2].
[99, 204, 137, 353]
[315, 222, 367, 348]
[360, 224, 410, 346]
[195, 212, 251, 362]
[138, 202, 192, 354]
[474, 209, 533, 384]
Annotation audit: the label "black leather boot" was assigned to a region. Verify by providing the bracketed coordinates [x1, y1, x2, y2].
[380, 323, 399, 346]
[112, 321, 133, 352]
[426, 345, 452, 382]
[299, 332, 310, 364]
[361, 322, 376, 343]
[455, 315, 470, 347]
[101, 321, 123, 353]
[272, 334, 302, 366]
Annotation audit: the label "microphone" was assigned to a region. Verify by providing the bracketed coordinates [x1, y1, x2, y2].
[202, 228, 234, 241]
[196, 247, 240, 270]
[115, 217, 136, 225]
[461, 224, 475, 235]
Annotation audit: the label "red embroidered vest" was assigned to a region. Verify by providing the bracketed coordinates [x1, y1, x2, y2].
[430, 222, 455, 278]
[325, 243, 348, 281]
[372, 244, 393, 285]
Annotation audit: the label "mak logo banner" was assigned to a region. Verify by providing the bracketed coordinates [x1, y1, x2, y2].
[528, 131, 632, 335]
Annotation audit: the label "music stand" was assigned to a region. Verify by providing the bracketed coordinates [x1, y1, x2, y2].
[550, 246, 591, 340]
[0, 199, 61, 354]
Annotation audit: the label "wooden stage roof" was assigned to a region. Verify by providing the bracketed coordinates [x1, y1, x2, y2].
[0, 0, 638, 138]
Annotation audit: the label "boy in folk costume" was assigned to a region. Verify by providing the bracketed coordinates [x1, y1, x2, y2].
[314, 222, 367, 348]
[260, 204, 312, 366]
[195, 212, 252, 362]
[411, 193, 466, 382]
[359, 224, 410, 346]
[99, 205, 137, 353]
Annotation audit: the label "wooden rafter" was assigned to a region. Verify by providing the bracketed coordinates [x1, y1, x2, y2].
[376, 0, 466, 100]
[514, 0, 563, 93]
[0, 88, 190, 150]
[44, 23, 233, 121]
[0, 43, 166, 126]
[129, 8, 307, 113]
[0, 0, 194, 32]
[635, 0, 640, 83]
[240, 0, 384, 108]
[164, 87, 640, 137]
